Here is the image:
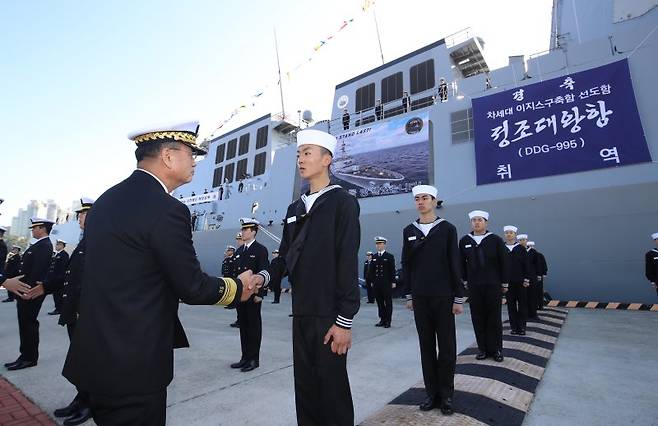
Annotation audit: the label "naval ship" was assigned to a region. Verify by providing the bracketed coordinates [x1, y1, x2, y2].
[53, 0, 658, 305]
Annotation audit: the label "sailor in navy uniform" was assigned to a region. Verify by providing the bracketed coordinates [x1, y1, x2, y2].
[231, 218, 269, 373]
[363, 251, 374, 303]
[47, 239, 70, 315]
[269, 250, 283, 303]
[50, 198, 94, 426]
[520, 236, 539, 319]
[2, 246, 22, 302]
[1, 218, 55, 371]
[503, 226, 531, 335]
[459, 210, 509, 363]
[528, 241, 548, 309]
[252, 129, 360, 426]
[402, 185, 464, 415]
[221, 245, 237, 278]
[61, 122, 254, 426]
[646, 233, 658, 296]
[368, 237, 396, 328]
[229, 233, 244, 328]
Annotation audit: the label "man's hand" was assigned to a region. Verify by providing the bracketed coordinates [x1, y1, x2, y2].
[323, 325, 352, 355]
[250, 274, 265, 289]
[237, 270, 255, 301]
[452, 303, 464, 315]
[25, 283, 45, 299]
[2, 276, 30, 296]
[406, 300, 413, 311]
[254, 296, 263, 303]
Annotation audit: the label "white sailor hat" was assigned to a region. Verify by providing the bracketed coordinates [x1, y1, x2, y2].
[412, 185, 438, 198]
[29, 217, 55, 229]
[56, 239, 67, 245]
[272, 249, 279, 254]
[128, 121, 206, 155]
[240, 218, 260, 229]
[296, 129, 337, 156]
[503, 225, 518, 233]
[0, 226, 6, 233]
[366, 251, 373, 255]
[374, 236, 387, 243]
[652, 232, 658, 240]
[226, 245, 236, 251]
[517, 234, 528, 240]
[468, 210, 489, 221]
[75, 197, 95, 213]
[235, 232, 243, 240]
[527, 241, 536, 247]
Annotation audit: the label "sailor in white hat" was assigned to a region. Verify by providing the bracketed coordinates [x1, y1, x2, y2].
[369, 236, 396, 328]
[459, 210, 508, 363]
[645, 233, 658, 295]
[518, 236, 540, 319]
[363, 251, 375, 303]
[403, 184, 464, 414]
[46, 237, 71, 315]
[502, 225, 531, 335]
[528, 242, 549, 311]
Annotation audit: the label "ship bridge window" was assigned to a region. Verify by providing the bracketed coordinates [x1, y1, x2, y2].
[238, 133, 250, 156]
[355, 83, 375, 113]
[253, 152, 267, 176]
[215, 143, 226, 164]
[381, 72, 403, 104]
[256, 125, 268, 149]
[410, 59, 435, 95]
[225, 162, 235, 183]
[226, 138, 237, 160]
[212, 167, 223, 188]
[236, 158, 248, 180]
[451, 108, 474, 144]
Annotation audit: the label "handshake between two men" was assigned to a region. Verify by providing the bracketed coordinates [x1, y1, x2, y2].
[235, 270, 266, 302]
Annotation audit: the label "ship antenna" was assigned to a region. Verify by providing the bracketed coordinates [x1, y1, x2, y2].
[274, 27, 286, 119]
[372, 5, 385, 64]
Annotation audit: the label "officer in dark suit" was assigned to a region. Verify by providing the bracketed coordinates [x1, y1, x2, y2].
[368, 237, 396, 328]
[222, 245, 237, 278]
[46, 239, 70, 315]
[2, 246, 21, 302]
[1, 218, 55, 371]
[363, 251, 374, 303]
[231, 218, 269, 372]
[269, 250, 282, 303]
[60, 121, 255, 425]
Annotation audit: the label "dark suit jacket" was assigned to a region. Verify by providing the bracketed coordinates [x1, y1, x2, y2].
[368, 251, 396, 287]
[234, 240, 269, 298]
[63, 170, 243, 396]
[0, 239, 7, 276]
[18, 237, 53, 288]
[4, 253, 21, 279]
[59, 238, 86, 326]
[44, 250, 69, 294]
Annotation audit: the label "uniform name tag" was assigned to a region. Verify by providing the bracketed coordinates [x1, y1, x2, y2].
[465, 244, 472, 248]
[408, 236, 416, 241]
[286, 216, 297, 224]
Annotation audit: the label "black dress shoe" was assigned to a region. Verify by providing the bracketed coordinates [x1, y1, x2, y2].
[240, 360, 259, 372]
[271, 301, 280, 304]
[367, 301, 374, 304]
[383, 323, 391, 328]
[7, 360, 37, 370]
[510, 329, 519, 335]
[493, 351, 504, 362]
[64, 407, 92, 426]
[54, 399, 80, 417]
[519, 329, 526, 335]
[230, 360, 247, 369]
[4, 358, 21, 368]
[48, 309, 60, 315]
[1, 298, 14, 303]
[230, 321, 240, 328]
[375, 321, 384, 327]
[475, 351, 487, 360]
[419, 396, 438, 411]
[440, 397, 454, 415]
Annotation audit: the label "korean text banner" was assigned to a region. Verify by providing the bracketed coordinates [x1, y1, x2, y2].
[472, 59, 651, 185]
[328, 112, 431, 199]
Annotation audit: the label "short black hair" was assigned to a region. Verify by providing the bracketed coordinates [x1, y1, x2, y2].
[135, 140, 180, 162]
[39, 224, 53, 234]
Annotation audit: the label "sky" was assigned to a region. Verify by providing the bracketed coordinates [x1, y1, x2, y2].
[0, 0, 553, 226]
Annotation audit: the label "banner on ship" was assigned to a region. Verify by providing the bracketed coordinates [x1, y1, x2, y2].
[472, 59, 651, 185]
[325, 111, 431, 199]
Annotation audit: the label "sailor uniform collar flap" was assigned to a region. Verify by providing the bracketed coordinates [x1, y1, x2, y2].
[411, 218, 445, 239]
[467, 232, 492, 245]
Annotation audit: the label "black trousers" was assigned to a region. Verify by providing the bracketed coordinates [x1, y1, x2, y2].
[412, 296, 456, 400]
[468, 285, 503, 354]
[506, 282, 527, 332]
[16, 294, 46, 362]
[236, 300, 262, 362]
[527, 280, 538, 318]
[536, 278, 544, 308]
[65, 320, 91, 408]
[53, 290, 63, 311]
[373, 282, 392, 324]
[365, 281, 374, 303]
[89, 389, 166, 426]
[270, 279, 282, 303]
[293, 316, 353, 426]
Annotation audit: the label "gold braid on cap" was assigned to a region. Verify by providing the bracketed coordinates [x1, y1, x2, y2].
[133, 131, 197, 145]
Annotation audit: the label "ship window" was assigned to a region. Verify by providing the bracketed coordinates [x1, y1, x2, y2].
[212, 167, 223, 188]
[355, 83, 375, 113]
[253, 152, 267, 176]
[381, 72, 403, 104]
[226, 138, 237, 160]
[256, 125, 268, 149]
[451, 108, 474, 144]
[236, 158, 248, 180]
[410, 59, 435, 95]
[215, 143, 226, 164]
[238, 133, 250, 155]
[224, 162, 235, 183]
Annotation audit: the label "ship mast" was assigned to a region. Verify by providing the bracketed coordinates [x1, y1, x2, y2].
[273, 27, 286, 119]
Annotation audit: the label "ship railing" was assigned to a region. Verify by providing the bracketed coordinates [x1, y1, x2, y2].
[445, 27, 473, 49]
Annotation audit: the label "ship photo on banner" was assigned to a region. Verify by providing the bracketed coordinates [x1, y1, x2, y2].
[471, 59, 651, 185]
[329, 111, 431, 198]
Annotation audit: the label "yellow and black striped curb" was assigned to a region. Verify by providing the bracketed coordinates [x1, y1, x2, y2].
[360, 308, 568, 425]
[546, 300, 658, 311]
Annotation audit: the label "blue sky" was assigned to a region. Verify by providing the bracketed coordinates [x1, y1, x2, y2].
[0, 0, 553, 225]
